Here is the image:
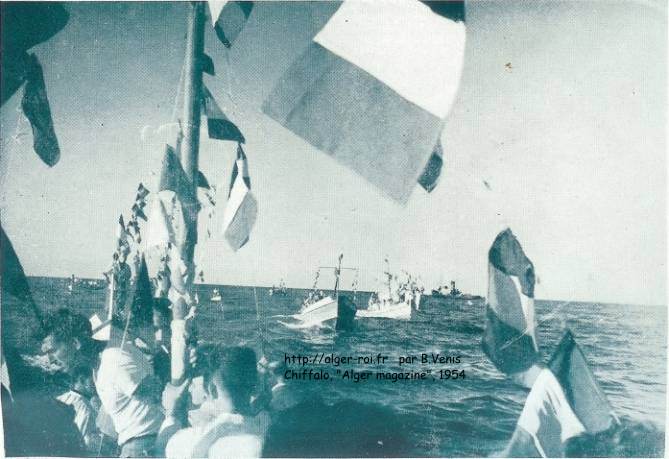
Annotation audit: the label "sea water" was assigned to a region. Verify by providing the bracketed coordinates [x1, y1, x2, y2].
[16, 277, 668, 456]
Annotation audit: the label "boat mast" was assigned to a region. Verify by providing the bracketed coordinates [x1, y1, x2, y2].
[171, 1, 205, 385]
[333, 254, 343, 297]
[181, 1, 204, 269]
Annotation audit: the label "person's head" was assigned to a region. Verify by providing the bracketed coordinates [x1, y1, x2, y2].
[198, 345, 258, 415]
[40, 309, 95, 375]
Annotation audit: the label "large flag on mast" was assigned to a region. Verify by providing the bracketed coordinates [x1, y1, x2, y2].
[222, 145, 257, 250]
[482, 229, 540, 376]
[262, 0, 466, 204]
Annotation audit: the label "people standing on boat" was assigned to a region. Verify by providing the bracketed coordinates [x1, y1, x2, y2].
[156, 345, 270, 458]
[96, 313, 166, 457]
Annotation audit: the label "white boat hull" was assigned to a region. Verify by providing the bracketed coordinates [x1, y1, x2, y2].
[293, 296, 338, 326]
[357, 300, 412, 320]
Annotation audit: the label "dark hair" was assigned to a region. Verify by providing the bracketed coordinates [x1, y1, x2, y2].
[41, 309, 93, 346]
[199, 345, 258, 414]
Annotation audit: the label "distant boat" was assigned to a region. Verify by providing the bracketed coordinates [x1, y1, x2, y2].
[269, 279, 287, 297]
[67, 275, 107, 293]
[292, 255, 357, 329]
[211, 288, 222, 302]
[431, 281, 483, 301]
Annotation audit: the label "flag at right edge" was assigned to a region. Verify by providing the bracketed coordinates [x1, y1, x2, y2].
[548, 330, 617, 434]
[502, 331, 617, 457]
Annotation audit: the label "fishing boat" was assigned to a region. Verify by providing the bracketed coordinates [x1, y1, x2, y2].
[211, 288, 222, 302]
[358, 262, 420, 320]
[292, 254, 357, 328]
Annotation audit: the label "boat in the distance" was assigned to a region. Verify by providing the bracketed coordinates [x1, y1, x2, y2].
[431, 281, 483, 301]
[358, 263, 422, 320]
[292, 255, 357, 329]
[269, 279, 288, 297]
[210, 288, 222, 302]
[67, 274, 107, 293]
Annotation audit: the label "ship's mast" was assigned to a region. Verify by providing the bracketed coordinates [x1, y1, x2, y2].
[180, 1, 204, 273]
[171, 1, 205, 385]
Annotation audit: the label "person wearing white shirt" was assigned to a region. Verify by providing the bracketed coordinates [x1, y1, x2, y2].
[95, 316, 165, 457]
[156, 345, 271, 458]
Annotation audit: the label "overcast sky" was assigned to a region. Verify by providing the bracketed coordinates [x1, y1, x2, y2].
[0, 1, 666, 306]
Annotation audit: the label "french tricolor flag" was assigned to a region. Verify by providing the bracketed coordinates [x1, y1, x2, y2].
[222, 145, 257, 251]
[502, 331, 617, 457]
[482, 228, 540, 376]
[262, 0, 466, 204]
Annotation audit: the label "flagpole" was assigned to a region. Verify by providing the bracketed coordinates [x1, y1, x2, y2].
[181, 1, 204, 264]
[171, 1, 205, 385]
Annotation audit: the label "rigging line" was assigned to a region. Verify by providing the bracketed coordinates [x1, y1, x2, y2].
[497, 300, 571, 352]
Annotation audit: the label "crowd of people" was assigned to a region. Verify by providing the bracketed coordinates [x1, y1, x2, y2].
[29, 302, 286, 458]
[367, 273, 424, 311]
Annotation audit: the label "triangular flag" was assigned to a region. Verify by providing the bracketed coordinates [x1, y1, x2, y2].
[136, 183, 150, 200]
[197, 170, 211, 189]
[159, 144, 192, 197]
[132, 203, 148, 221]
[124, 255, 154, 326]
[418, 140, 443, 193]
[222, 146, 257, 250]
[262, 0, 465, 204]
[21, 54, 60, 167]
[158, 143, 198, 222]
[202, 85, 245, 143]
[481, 228, 540, 376]
[208, 1, 254, 48]
[116, 215, 127, 239]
